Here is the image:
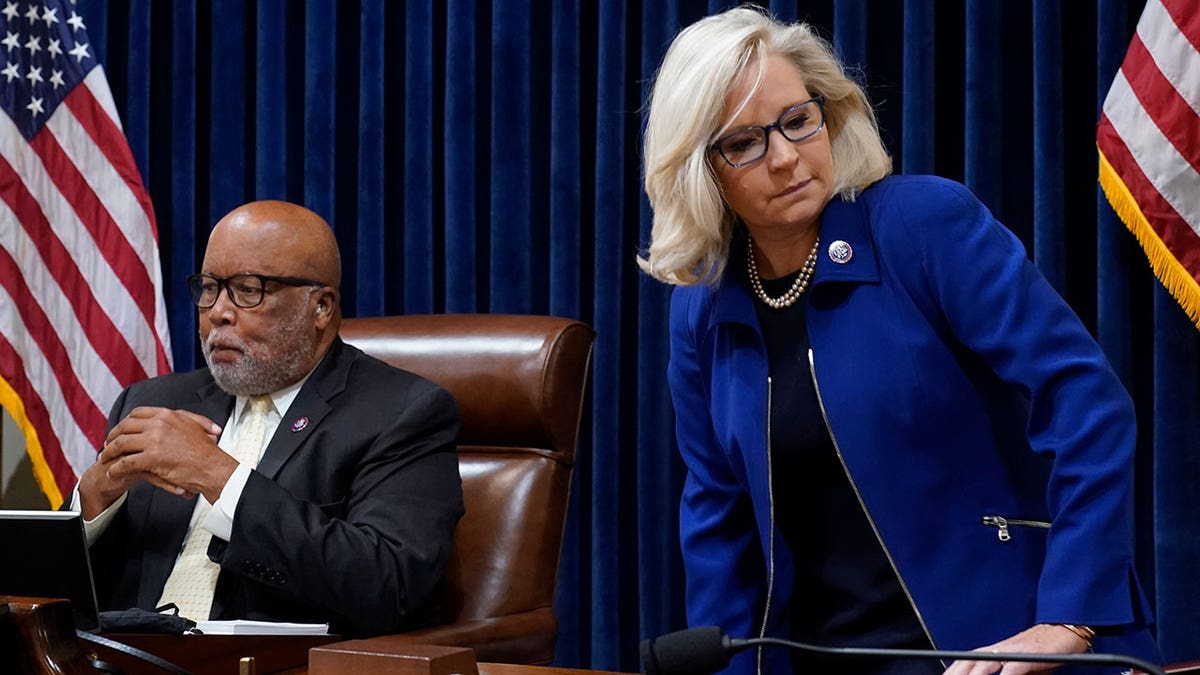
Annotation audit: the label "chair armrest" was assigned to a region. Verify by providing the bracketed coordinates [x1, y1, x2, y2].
[350, 607, 558, 665]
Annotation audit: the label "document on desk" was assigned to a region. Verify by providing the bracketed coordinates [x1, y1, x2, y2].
[194, 620, 329, 635]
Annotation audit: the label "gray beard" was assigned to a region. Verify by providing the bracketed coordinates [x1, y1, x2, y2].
[201, 305, 315, 397]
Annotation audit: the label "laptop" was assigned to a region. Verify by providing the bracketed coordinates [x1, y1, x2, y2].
[0, 510, 101, 632]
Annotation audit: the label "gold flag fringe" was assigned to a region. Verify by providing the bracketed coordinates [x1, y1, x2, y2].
[0, 377, 65, 508]
[1098, 146, 1200, 331]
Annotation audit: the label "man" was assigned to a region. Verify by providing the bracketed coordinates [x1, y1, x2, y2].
[73, 201, 463, 637]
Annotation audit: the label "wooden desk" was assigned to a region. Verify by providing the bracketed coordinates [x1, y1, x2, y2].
[95, 633, 340, 674]
[7, 597, 1189, 675]
[91, 634, 623, 675]
[1, 596, 94, 674]
[306, 640, 627, 675]
[2, 596, 628, 675]
[91, 633, 624, 675]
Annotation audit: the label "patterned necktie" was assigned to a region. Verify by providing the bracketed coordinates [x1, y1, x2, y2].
[158, 396, 272, 620]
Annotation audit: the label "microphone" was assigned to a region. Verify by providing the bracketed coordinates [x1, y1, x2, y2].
[640, 626, 1166, 675]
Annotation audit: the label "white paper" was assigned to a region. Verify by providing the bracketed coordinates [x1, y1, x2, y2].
[193, 620, 329, 635]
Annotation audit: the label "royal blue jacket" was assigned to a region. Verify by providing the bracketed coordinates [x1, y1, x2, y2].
[667, 175, 1159, 674]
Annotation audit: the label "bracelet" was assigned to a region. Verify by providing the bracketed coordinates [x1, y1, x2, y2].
[1059, 623, 1096, 650]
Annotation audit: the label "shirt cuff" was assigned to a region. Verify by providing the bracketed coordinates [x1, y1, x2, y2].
[72, 487, 127, 547]
[205, 463, 251, 542]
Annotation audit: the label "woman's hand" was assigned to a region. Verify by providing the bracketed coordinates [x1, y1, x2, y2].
[941, 623, 1091, 675]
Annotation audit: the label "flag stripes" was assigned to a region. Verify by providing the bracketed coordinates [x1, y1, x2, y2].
[64, 73, 161, 241]
[0, 151, 148, 385]
[1, 0, 172, 506]
[1097, 0, 1200, 328]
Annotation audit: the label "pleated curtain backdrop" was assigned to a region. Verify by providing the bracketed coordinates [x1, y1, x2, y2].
[76, 0, 1200, 669]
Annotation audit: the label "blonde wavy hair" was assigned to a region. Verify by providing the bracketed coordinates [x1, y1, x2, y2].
[638, 5, 892, 286]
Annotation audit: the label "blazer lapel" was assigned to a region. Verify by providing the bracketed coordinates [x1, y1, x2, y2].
[255, 339, 349, 479]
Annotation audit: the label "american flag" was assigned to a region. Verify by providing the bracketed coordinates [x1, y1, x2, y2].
[0, 0, 172, 507]
[1097, 0, 1200, 329]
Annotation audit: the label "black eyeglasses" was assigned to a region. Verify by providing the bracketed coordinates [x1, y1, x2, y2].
[186, 273, 325, 309]
[711, 95, 826, 168]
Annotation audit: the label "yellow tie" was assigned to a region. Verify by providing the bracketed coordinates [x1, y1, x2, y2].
[158, 396, 272, 620]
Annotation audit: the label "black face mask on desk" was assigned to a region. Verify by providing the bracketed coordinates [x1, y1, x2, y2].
[77, 605, 197, 675]
[98, 604, 197, 634]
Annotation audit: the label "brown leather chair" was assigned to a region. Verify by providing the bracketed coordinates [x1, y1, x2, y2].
[337, 314, 595, 665]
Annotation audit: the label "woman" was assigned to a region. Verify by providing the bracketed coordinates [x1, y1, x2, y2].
[640, 6, 1159, 675]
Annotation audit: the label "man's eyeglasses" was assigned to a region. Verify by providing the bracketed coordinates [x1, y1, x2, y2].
[711, 95, 826, 168]
[186, 273, 325, 309]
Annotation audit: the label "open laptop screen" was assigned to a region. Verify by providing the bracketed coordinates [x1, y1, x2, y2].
[0, 510, 100, 632]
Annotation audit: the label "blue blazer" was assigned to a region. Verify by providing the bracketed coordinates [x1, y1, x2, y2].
[668, 175, 1159, 674]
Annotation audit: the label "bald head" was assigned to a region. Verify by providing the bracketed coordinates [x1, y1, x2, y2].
[205, 200, 341, 289]
[198, 201, 343, 395]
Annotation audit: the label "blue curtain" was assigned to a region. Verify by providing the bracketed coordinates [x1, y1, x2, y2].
[79, 0, 1200, 669]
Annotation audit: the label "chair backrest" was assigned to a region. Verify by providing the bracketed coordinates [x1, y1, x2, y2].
[339, 314, 594, 624]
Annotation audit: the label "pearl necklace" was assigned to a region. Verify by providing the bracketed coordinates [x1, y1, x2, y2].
[746, 235, 820, 309]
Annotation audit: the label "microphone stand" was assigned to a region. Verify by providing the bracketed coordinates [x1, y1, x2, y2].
[638, 627, 1166, 675]
[733, 636, 1166, 675]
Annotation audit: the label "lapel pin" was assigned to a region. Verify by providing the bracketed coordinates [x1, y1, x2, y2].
[291, 417, 309, 432]
[828, 240, 853, 264]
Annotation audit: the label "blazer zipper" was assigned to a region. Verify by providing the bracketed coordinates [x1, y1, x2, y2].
[807, 348, 940, 658]
[756, 376, 776, 675]
[981, 515, 1051, 542]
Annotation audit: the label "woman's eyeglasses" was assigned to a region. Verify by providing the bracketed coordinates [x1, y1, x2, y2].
[711, 96, 826, 168]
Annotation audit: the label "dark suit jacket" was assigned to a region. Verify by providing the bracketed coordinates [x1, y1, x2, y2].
[87, 338, 464, 637]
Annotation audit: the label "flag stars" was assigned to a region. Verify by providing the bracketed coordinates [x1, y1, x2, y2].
[2, 31, 17, 51]
[25, 95, 43, 117]
[1, 1, 18, 20]
[23, 33, 40, 55]
[49, 67, 62, 88]
[24, 63, 40, 84]
[40, 5, 56, 26]
[67, 39, 86, 62]
[1, 60, 19, 82]
[66, 11, 83, 31]
[23, 3, 38, 24]
[46, 36, 60, 57]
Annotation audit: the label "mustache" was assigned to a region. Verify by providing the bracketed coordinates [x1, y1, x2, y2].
[203, 330, 248, 354]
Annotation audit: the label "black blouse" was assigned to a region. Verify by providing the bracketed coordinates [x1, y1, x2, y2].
[753, 270, 939, 675]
